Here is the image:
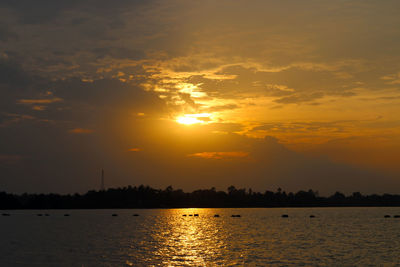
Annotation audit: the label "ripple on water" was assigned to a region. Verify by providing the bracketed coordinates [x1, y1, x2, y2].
[0, 208, 400, 266]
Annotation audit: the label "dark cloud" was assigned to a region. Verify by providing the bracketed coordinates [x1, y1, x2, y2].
[0, 0, 79, 24]
[0, 56, 50, 122]
[0, 56, 31, 87]
[0, 154, 23, 165]
[0, 74, 168, 193]
[0, 0, 151, 24]
[0, 27, 18, 42]
[91, 47, 145, 60]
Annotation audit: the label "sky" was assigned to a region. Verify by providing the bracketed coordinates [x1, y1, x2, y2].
[1, 0, 400, 195]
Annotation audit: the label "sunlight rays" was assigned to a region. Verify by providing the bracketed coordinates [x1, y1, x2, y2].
[176, 113, 212, 125]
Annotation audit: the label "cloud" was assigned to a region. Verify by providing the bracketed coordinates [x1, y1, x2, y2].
[17, 97, 63, 104]
[381, 72, 400, 85]
[0, 0, 152, 25]
[0, 0, 80, 24]
[205, 104, 239, 112]
[0, 56, 32, 87]
[0, 27, 18, 41]
[0, 113, 35, 127]
[128, 148, 141, 152]
[252, 121, 350, 133]
[274, 92, 324, 104]
[202, 122, 245, 133]
[68, 128, 93, 134]
[32, 106, 46, 111]
[0, 154, 23, 164]
[164, 63, 366, 108]
[0, 68, 169, 193]
[188, 151, 249, 160]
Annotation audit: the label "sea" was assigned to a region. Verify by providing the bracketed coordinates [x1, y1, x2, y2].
[1, 207, 400, 266]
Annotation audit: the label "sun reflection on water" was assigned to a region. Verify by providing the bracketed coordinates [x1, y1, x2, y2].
[154, 208, 227, 266]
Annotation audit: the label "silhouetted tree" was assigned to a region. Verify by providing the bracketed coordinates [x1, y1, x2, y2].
[1, 186, 400, 209]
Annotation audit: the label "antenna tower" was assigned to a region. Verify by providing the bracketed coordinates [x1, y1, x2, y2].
[101, 169, 105, 191]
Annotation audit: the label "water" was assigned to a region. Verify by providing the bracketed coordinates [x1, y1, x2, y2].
[1, 207, 400, 266]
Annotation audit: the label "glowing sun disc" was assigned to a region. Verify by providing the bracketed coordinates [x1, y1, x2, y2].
[176, 116, 201, 125]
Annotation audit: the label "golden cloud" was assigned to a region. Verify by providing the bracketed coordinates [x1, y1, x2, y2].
[17, 97, 63, 104]
[32, 105, 46, 111]
[188, 151, 249, 160]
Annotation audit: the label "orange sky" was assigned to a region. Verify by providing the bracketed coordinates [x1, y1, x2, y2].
[1, 0, 400, 194]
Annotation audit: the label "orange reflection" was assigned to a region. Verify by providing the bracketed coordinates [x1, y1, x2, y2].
[155, 208, 227, 266]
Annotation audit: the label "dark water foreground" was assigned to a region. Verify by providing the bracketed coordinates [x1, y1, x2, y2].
[1, 207, 400, 266]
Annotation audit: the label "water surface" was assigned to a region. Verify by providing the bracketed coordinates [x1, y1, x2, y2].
[1, 207, 400, 266]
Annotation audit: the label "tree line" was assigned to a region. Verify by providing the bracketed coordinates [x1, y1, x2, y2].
[1, 185, 400, 209]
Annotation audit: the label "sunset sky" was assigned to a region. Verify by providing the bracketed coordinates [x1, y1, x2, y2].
[1, 0, 400, 194]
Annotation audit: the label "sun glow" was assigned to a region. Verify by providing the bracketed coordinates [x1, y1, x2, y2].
[176, 113, 212, 125]
[177, 116, 202, 125]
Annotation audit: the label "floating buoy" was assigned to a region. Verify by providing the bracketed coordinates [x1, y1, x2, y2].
[214, 214, 220, 217]
[45, 214, 49, 216]
[194, 214, 199, 217]
[310, 215, 315, 218]
[281, 214, 289, 218]
[231, 215, 241, 217]
[1, 213, 10, 216]
[394, 215, 400, 218]
[189, 214, 193, 216]
[112, 214, 118, 217]
[133, 214, 139, 217]
[182, 214, 187, 216]
[384, 215, 391, 218]
[64, 214, 70, 217]
[37, 214, 43, 216]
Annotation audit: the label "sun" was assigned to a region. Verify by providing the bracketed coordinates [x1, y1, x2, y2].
[176, 113, 211, 125]
[176, 116, 202, 125]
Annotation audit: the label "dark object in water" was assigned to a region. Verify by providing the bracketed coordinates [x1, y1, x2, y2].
[309, 215, 315, 218]
[384, 215, 391, 218]
[394, 215, 400, 218]
[37, 214, 43, 216]
[112, 214, 118, 217]
[189, 214, 193, 216]
[194, 214, 199, 217]
[231, 215, 241, 217]
[44, 214, 49, 216]
[182, 214, 187, 216]
[133, 214, 139, 216]
[64, 214, 70, 216]
[2, 213, 10, 216]
[214, 214, 220, 217]
[281, 214, 289, 218]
